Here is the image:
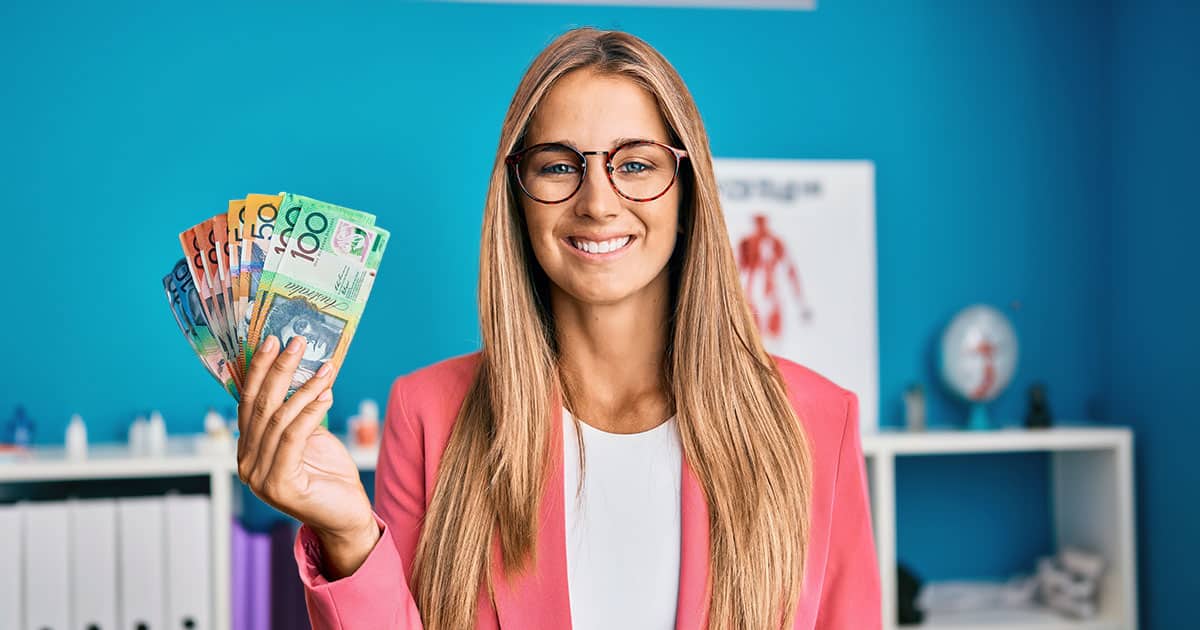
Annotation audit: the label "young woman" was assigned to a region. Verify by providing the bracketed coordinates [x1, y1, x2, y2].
[236, 28, 880, 630]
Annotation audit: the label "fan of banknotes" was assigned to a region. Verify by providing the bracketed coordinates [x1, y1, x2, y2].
[163, 192, 389, 400]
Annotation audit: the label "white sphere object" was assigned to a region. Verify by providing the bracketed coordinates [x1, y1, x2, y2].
[940, 305, 1019, 403]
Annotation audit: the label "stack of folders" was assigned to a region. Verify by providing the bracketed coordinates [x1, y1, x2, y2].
[0, 494, 211, 630]
[231, 519, 310, 630]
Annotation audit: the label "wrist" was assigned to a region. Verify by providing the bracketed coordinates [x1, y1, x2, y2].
[312, 514, 381, 580]
[314, 513, 379, 548]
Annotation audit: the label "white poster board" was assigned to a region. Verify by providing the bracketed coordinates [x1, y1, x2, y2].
[715, 159, 878, 433]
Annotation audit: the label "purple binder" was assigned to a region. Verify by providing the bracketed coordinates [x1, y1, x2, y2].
[248, 529, 272, 630]
[232, 519, 249, 630]
[271, 520, 312, 629]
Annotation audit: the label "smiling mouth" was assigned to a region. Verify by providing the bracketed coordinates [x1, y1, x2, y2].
[566, 235, 634, 255]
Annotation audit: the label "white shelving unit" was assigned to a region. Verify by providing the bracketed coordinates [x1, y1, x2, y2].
[861, 427, 1138, 630]
[0, 438, 382, 630]
[2, 428, 1136, 630]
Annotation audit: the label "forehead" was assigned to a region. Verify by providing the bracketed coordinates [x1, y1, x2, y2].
[525, 69, 672, 148]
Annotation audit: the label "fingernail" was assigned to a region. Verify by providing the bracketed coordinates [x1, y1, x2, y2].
[316, 362, 331, 378]
[286, 336, 305, 354]
[318, 389, 332, 401]
[263, 335, 278, 353]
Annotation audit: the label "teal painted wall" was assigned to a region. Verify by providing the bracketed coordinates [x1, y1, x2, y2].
[1110, 1, 1200, 627]
[2, 0, 1167, 609]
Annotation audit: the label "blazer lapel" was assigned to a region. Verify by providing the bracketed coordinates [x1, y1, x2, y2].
[490, 408, 574, 629]
[676, 455, 712, 630]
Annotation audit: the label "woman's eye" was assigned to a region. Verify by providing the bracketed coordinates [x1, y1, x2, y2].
[540, 163, 578, 175]
[617, 161, 652, 174]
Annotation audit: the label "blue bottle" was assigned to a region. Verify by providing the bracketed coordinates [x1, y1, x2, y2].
[6, 406, 34, 447]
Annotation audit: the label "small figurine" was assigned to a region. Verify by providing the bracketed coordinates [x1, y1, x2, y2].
[1025, 382, 1053, 429]
[198, 407, 234, 456]
[903, 384, 926, 432]
[1036, 547, 1104, 619]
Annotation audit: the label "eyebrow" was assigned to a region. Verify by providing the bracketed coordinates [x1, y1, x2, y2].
[547, 136, 668, 150]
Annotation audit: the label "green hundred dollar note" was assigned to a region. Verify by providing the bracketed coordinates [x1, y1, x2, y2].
[252, 203, 388, 392]
[247, 193, 375, 358]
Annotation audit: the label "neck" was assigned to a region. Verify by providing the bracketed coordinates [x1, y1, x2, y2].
[551, 269, 674, 434]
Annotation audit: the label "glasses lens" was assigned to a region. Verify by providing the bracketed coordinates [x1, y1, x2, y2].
[611, 142, 679, 200]
[517, 144, 583, 203]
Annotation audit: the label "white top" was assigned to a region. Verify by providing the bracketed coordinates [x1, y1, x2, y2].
[561, 407, 682, 630]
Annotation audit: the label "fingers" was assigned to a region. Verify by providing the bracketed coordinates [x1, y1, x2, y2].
[263, 385, 335, 492]
[248, 361, 337, 490]
[237, 335, 306, 482]
[238, 335, 280, 451]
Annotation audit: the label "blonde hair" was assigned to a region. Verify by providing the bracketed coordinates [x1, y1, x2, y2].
[411, 28, 814, 630]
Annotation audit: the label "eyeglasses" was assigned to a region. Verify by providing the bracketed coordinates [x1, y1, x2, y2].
[506, 140, 689, 204]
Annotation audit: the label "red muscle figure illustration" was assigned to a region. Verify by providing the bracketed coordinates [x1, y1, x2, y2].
[737, 214, 812, 338]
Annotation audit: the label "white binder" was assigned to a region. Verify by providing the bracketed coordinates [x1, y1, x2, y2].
[69, 498, 118, 630]
[117, 496, 165, 630]
[0, 503, 21, 629]
[22, 500, 71, 630]
[164, 494, 211, 630]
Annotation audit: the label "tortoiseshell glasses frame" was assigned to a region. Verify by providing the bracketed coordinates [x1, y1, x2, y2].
[505, 139, 690, 204]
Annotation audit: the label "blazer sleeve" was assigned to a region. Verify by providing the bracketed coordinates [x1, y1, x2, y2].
[813, 391, 883, 629]
[294, 375, 426, 629]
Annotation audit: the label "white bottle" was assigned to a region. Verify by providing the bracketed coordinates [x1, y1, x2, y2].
[204, 408, 226, 436]
[65, 413, 88, 460]
[129, 415, 148, 456]
[199, 408, 233, 456]
[146, 410, 167, 457]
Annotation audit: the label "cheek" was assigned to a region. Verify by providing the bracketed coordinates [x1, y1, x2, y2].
[643, 198, 682, 254]
[522, 208, 561, 264]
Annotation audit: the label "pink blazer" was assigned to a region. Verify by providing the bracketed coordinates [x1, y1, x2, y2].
[294, 352, 882, 629]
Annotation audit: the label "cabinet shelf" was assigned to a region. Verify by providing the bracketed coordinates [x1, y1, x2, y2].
[1, 428, 1137, 629]
[865, 426, 1137, 630]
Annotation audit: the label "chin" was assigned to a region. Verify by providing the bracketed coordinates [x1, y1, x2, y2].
[564, 282, 637, 306]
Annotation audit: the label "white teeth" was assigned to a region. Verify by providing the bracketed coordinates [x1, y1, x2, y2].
[570, 236, 630, 254]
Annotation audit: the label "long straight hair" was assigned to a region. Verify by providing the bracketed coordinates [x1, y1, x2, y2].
[411, 28, 814, 630]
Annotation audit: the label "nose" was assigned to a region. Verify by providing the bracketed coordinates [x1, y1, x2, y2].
[572, 153, 621, 220]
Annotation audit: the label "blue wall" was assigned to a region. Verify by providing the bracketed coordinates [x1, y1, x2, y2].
[1, 0, 1165, 616]
[1110, 1, 1200, 628]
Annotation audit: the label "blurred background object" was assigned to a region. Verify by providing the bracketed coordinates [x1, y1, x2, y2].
[938, 304, 1020, 431]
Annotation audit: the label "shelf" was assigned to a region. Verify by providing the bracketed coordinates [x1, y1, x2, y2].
[0, 439, 226, 482]
[1, 427, 1135, 630]
[862, 426, 1130, 457]
[914, 607, 1123, 630]
[865, 426, 1137, 630]
[0, 436, 381, 482]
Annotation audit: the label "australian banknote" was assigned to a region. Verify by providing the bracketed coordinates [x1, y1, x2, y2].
[167, 192, 386, 402]
[252, 203, 388, 391]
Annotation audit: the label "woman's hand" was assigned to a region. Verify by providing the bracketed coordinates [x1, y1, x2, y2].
[237, 334, 380, 577]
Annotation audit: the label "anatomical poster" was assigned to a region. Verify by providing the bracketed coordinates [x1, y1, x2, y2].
[715, 159, 878, 433]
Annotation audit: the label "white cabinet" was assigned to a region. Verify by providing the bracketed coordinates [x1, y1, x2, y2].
[1, 429, 1136, 630]
[862, 428, 1138, 630]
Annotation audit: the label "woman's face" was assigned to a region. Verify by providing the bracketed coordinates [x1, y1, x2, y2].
[520, 69, 681, 307]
